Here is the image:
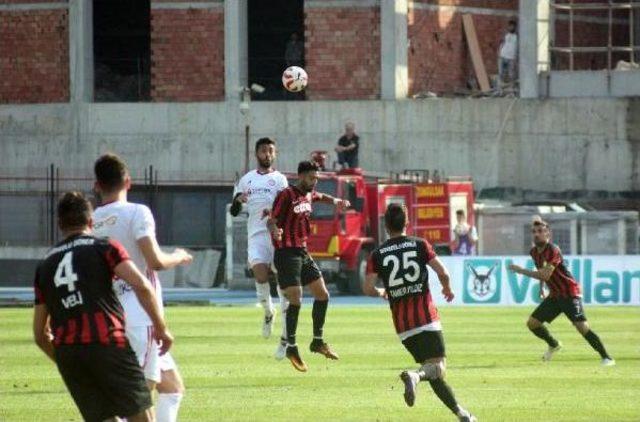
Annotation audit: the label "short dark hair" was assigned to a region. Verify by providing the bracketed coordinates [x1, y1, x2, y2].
[385, 203, 407, 233]
[532, 219, 550, 229]
[508, 19, 517, 26]
[94, 153, 128, 193]
[456, 209, 465, 217]
[297, 160, 319, 174]
[57, 191, 92, 232]
[255, 137, 276, 152]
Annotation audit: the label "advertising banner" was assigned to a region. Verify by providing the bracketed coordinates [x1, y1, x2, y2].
[428, 256, 640, 306]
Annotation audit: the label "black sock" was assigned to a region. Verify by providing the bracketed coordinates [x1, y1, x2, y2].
[530, 326, 559, 348]
[583, 330, 611, 359]
[286, 304, 301, 346]
[312, 299, 328, 339]
[428, 379, 459, 414]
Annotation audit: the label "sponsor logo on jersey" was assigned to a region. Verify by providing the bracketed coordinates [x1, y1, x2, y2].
[93, 215, 117, 231]
[293, 202, 312, 214]
[247, 187, 274, 196]
[113, 279, 133, 296]
[463, 259, 501, 303]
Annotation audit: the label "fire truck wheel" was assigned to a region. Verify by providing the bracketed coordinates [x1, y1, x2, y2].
[347, 249, 370, 295]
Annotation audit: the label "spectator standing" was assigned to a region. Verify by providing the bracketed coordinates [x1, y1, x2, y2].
[498, 20, 518, 91]
[451, 210, 478, 256]
[335, 122, 360, 169]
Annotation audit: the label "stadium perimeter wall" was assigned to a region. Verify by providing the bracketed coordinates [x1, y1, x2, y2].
[1, 98, 638, 193]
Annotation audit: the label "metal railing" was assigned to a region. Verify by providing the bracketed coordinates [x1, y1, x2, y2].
[0, 166, 234, 248]
[550, 1, 640, 71]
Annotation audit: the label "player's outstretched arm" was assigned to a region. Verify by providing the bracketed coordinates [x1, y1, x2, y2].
[137, 236, 192, 271]
[507, 264, 554, 283]
[313, 193, 350, 211]
[114, 260, 174, 355]
[428, 257, 455, 302]
[32, 305, 55, 362]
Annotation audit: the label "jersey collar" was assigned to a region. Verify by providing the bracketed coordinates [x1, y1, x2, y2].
[292, 184, 309, 195]
[535, 242, 550, 254]
[100, 198, 126, 207]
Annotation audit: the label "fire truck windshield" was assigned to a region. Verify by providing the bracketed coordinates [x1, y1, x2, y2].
[312, 178, 338, 219]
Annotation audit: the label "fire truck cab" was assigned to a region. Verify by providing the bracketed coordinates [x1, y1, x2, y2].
[286, 168, 475, 294]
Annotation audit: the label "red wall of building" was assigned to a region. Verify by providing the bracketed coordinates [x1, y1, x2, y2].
[304, 5, 381, 100]
[0, 1, 69, 103]
[0, 0, 632, 104]
[150, 2, 224, 102]
[408, 0, 517, 96]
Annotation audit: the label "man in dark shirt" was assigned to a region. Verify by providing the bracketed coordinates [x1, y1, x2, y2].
[364, 204, 476, 422]
[508, 219, 614, 366]
[335, 122, 359, 169]
[268, 161, 350, 372]
[33, 191, 173, 422]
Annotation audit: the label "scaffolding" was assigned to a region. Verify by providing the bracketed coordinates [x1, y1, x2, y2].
[550, 1, 640, 70]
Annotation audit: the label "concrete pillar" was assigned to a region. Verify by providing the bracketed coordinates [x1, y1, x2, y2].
[519, 0, 537, 98]
[537, 0, 550, 73]
[68, 0, 94, 102]
[381, 0, 408, 100]
[225, 0, 248, 99]
[635, 9, 640, 62]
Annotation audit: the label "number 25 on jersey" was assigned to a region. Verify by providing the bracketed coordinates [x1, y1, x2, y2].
[383, 251, 420, 287]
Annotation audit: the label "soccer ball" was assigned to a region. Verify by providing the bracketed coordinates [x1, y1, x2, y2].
[282, 66, 308, 92]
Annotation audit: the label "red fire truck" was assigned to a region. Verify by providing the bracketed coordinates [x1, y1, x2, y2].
[286, 168, 475, 293]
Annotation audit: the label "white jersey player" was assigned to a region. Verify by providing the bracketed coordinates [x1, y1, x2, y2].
[93, 154, 192, 422]
[230, 137, 290, 359]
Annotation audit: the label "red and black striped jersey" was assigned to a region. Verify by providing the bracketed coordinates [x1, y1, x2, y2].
[271, 185, 321, 249]
[530, 243, 581, 298]
[34, 234, 130, 348]
[367, 236, 440, 338]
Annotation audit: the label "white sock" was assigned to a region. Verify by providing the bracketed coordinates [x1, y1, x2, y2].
[456, 406, 471, 418]
[255, 281, 274, 315]
[277, 285, 289, 341]
[156, 393, 183, 422]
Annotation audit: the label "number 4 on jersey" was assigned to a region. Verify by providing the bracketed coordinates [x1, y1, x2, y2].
[54, 251, 78, 292]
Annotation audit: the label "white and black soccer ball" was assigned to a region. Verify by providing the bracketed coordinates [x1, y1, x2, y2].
[282, 66, 308, 92]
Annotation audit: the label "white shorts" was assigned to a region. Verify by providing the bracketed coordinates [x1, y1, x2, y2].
[247, 231, 275, 267]
[127, 326, 178, 384]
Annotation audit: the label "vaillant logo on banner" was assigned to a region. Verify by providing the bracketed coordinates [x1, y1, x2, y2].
[463, 259, 501, 304]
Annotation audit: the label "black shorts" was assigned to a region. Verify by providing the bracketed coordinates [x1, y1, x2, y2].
[402, 331, 446, 363]
[55, 344, 152, 422]
[531, 296, 587, 323]
[274, 247, 322, 289]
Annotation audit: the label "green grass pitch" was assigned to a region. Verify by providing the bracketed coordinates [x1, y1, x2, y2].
[1, 305, 639, 421]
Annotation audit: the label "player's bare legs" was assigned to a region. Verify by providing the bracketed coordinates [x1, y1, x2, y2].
[283, 284, 307, 371]
[527, 316, 562, 361]
[253, 263, 276, 338]
[274, 276, 289, 360]
[156, 368, 185, 422]
[401, 357, 475, 421]
[123, 407, 155, 422]
[307, 277, 338, 360]
[573, 320, 615, 365]
[142, 367, 184, 422]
